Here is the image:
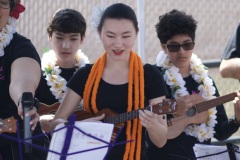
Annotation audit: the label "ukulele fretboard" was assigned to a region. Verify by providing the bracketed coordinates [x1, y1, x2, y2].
[195, 92, 237, 112]
[103, 107, 150, 124]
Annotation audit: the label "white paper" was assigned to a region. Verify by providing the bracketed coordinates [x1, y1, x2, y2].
[47, 122, 114, 160]
[193, 144, 240, 160]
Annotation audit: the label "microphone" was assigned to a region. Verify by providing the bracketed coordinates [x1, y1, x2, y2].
[21, 92, 33, 153]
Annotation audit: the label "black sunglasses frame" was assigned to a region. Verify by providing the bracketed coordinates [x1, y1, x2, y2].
[0, 0, 12, 9]
[164, 42, 195, 52]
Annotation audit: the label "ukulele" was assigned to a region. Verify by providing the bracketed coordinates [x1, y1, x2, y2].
[38, 102, 84, 116]
[39, 99, 178, 121]
[0, 116, 17, 134]
[168, 92, 237, 139]
[39, 100, 178, 140]
[39, 102, 61, 115]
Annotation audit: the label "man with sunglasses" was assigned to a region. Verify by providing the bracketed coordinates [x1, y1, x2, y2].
[146, 9, 240, 160]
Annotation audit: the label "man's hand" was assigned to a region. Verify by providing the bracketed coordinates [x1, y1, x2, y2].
[234, 91, 240, 122]
[176, 94, 204, 116]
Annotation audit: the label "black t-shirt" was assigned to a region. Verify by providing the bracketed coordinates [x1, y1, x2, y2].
[146, 67, 239, 160]
[222, 23, 240, 59]
[67, 63, 168, 160]
[36, 67, 76, 105]
[0, 33, 40, 119]
[0, 33, 47, 159]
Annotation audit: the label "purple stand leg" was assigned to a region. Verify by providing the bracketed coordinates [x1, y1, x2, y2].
[103, 126, 126, 160]
[0, 116, 132, 160]
[16, 120, 23, 160]
[60, 114, 76, 160]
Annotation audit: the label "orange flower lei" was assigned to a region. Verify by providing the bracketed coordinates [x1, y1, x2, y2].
[83, 51, 144, 160]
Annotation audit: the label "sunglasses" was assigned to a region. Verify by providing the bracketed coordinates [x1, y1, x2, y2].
[164, 42, 195, 52]
[0, 0, 11, 9]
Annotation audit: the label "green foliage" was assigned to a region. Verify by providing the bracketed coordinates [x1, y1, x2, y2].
[42, 47, 49, 54]
[45, 68, 52, 74]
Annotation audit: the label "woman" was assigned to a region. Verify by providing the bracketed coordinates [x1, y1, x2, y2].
[0, 0, 48, 159]
[146, 9, 240, 160]
[51, 3, 168, 160]
[36, 8, 89, 132]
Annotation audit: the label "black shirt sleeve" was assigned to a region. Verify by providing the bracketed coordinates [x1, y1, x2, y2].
[144, 64, 169, 101]
[222, 23, 240, 59]
[67, 64, 93, 97]
[213, 79, 239, 140]
[6, 33, 40, 65]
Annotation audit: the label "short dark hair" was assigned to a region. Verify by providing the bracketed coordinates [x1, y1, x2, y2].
[98, 3, 139, 33]
[156, 9, 197, 44]
[47, 8, 86, 40]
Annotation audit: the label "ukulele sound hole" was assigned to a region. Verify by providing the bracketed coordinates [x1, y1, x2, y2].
[186, 107, 196, 117]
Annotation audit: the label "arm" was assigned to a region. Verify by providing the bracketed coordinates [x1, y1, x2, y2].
[213, 91, 240, 141]
[139, 96, 167, 148]
[9, 57, 41, 130]
[219, 58, 240, 79]
[50, 88, 104, 131]
[50, 88, 82, 131]
[212, 83, 238, 140]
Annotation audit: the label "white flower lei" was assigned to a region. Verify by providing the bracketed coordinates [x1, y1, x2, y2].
[156, 51, 218, 142]
[0, 17, 16, 57]
[41, 49, 89, 102]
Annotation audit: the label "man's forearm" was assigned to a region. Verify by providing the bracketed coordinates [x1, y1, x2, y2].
[220, 58, 240, 79]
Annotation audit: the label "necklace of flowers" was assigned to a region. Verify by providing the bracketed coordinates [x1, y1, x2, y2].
[41, 49, 89, 102]
[0, 17, 16, 57]
[156, 51, 218, 142]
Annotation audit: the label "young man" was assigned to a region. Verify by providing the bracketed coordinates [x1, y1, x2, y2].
[146, 10, 240, 160]
[36, 8, 89, 132]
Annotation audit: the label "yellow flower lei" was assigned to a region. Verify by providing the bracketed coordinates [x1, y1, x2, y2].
[41, 49, 89, 102]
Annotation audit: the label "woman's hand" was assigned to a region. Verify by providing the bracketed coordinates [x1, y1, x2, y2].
[50, 114, 105, 132]
[139, 109, 167, 147]
[81, 114, 105, 122]
[40, 114, 55, 132]
[50, 118, 68, 131]
[18, 105, 39, 131]
[139, 110, 162, 130]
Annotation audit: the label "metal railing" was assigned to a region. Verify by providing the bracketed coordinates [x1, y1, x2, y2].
[203, 59, 221, 68]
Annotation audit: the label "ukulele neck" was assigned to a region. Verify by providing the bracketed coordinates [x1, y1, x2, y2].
[102, 99, 177, 124]
[102, 109, 143, 124]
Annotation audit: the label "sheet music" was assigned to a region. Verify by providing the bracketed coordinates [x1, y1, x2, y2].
[47, 122, 114, 160]
[194, 144, 240, 160]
